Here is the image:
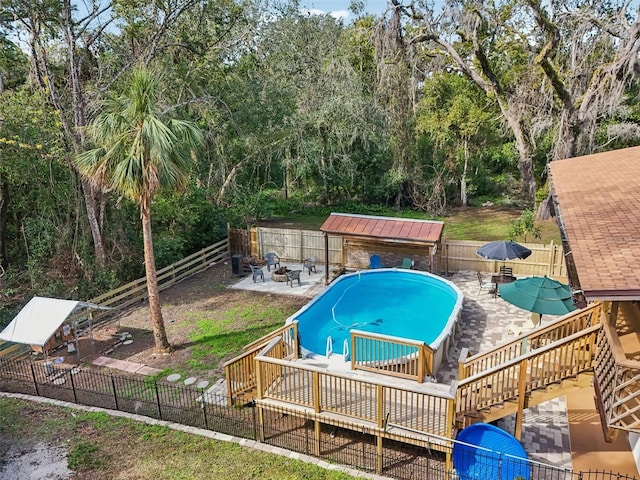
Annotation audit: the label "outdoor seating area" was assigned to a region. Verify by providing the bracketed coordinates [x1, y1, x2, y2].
[228, 261, 325, 297]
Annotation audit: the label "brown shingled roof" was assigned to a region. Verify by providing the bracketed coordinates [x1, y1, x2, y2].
[320, 213, 443, 244]
[549, 145, 640, 300]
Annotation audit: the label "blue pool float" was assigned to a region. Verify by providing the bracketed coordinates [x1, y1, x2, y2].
[452, 423, 530, 480]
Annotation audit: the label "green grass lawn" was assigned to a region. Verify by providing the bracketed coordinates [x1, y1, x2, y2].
[263, 206, 561, 244]
[0, 398, 359, 480]
[441, 207, 561, 243]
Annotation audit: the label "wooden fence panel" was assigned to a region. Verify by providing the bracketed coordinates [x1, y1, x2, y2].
[229, 228, 250, 256]
[62, 239, 230, 339]
[254, 227, 342, 264]
[443, 239, 566, 279]
[253, 226, 565, 278]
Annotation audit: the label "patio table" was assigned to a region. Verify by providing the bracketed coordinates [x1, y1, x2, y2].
[491, 274, 516, 298]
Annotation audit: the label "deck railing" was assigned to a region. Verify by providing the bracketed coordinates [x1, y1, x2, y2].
[350, 330, 433, 382]
[242, 322, 298, 354]
[458, 302, 602, 379]
[456, 323, 601, 416]
[594, 320, 640, 435]
[224, 322, 298, 403]
[254, 337, 455, 437]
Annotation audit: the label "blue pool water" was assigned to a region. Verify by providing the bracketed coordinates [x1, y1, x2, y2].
[290, 269, 463, 357]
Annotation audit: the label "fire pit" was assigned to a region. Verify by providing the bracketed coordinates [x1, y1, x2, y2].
[271, 267, 291, 282]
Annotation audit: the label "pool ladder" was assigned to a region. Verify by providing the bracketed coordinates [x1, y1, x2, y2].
[325, 336, 350, 361]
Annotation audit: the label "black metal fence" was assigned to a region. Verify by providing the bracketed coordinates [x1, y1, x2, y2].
[0, 358, 637, 480]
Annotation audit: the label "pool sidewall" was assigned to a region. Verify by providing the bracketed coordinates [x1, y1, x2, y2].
[286, 269, 464, 374]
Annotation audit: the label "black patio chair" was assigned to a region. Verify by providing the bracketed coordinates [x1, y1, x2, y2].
[249, 264, 264, 282]
[286, 269, 302, 287]
[264, 253, 280, 272]
[303, 256, 318, 275]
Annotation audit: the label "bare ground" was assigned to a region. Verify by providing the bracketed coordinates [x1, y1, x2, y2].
[76, 260, 308, 378]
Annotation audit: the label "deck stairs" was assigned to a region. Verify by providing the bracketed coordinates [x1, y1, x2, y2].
[455, 303, 602, 429]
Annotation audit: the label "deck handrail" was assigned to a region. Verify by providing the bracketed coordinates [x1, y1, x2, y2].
[242, 321, 298, 353]
[254, 344, 456, 437]
[350, 329, 434, 382]
[255, 353, 456, 398]
[459, 302, 602, 379]
[459, 323, 601, 384]
[593, 320, 640, 434]
[224, 322, 298, 403]
[456, 323, 601, 415]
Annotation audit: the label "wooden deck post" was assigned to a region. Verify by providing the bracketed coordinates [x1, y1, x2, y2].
[417, 346, 425, 383]
[257, 406, 265, 443]
[255, 358, 263, 401]
[457, 348, 469, 380]
[312, 371, 321, 413]
[376, 384, 384, 428]
[224, 364, 233, 406]
[515, 359, 528, 440]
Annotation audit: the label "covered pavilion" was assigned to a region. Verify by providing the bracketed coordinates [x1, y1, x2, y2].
[0, 296, 105, 358]
[319, 213, 444, 283]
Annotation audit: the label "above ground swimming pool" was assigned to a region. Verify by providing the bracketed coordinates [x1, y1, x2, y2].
[288, 269, 463, 373]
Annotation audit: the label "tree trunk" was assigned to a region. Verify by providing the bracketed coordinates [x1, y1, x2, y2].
[61, 0, 108, 267]
[141, 207, 171, 353]
[81, 178, 107, 266]
[461, 139, 468, 207]
[494, 95, 536, 202]
[0, 175, 8, 269]
[420, 32, 537, 204]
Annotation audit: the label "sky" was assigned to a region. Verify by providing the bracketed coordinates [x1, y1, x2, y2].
[299, 0, 390, 21]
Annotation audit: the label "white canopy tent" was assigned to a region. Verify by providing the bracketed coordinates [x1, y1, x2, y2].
[0, 296, 106, 357]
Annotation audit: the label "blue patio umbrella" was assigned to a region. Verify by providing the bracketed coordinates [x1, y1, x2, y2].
[498, 276, 576, 316]
[476, 241, 532, 261]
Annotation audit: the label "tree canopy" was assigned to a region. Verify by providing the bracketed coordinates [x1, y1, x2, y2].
[1, 0, 639, 305]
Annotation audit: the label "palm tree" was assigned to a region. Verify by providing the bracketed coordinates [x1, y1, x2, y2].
[76, 68, 203, 353]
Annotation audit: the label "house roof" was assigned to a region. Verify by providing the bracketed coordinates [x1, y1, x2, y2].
[549, 145, 640, 300]
[320, 213, 444, 245]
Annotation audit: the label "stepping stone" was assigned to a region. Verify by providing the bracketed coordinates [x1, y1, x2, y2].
[123, 340, 133, 345]
[196, 380, 209, 389]
[184, 377, 197, 386]
[166, 373, 181, 382]
[136, 366, 162, 376]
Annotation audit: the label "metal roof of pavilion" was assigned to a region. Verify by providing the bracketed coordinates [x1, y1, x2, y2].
[320, 213, 444, 245]
[549, 145, 640, 301]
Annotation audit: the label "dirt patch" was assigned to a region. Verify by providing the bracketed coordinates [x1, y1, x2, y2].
[72, 261, 307, 378]
[0, 440, 72, 480]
